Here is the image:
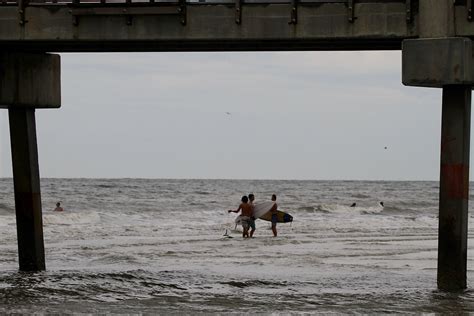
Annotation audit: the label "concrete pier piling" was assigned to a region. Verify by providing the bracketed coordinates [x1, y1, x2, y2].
[403, 37, 474, 291]
[0, 53, 60, 271]
[438, 86, 471, 291]
[8, 108, 46, 271]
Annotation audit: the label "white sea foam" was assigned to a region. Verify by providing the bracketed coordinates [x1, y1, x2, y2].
[43, 211, 101, 225]
[0, 215, 15, 227]
[316, 203, 384, 214]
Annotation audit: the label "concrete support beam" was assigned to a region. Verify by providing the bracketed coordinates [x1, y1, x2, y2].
[0, 2, 415, 52]
[438, 85, 471, 291]
[418, 0, 454, 38]
[9, 108, 45, 271]
[0, 53, 61, 108]
[402, 38, 474, 88]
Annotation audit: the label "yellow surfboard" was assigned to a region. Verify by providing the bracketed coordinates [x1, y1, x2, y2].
[259, 210, 293, 223]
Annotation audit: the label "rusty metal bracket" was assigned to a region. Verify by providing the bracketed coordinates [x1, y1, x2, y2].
[18, 0, 28, 25]
[405, 0, 412, 23]
[347, 0, 354, 23]
[179, 0, 186, 25]
[235, 0, 241, 24]
[288, 0, 297, 25]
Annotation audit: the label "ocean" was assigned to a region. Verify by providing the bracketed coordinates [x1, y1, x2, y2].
[1, 178, 474, 313]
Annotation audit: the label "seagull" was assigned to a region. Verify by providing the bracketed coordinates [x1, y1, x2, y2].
[225, 112, 231, 115]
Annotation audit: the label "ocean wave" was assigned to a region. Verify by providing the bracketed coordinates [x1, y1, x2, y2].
[43, 211, 101, 225]
[0, 215, 15, 227]
[94, 184, 116, 189]
[0, 269, 190, 305]
[193, 191, 211, 195]
[350, 193, 371, 199]
[302, 203, 385, 215]
[0, 202, 14, 215]
[295, 203, 428, 216]
[297, 206, 325, 213]
[220, 279, 288, 288]
[380, 206, 419, 216]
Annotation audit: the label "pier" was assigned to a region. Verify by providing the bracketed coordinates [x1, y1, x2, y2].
[0, 0, 472, 291]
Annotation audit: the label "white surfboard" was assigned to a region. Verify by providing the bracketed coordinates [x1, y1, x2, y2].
[234, 201, 275, 225]
[252, 201, 276, 218]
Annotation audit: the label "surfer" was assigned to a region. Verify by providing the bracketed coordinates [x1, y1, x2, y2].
[380, 201, 384, 207]
[248, 193, 256, 237]
[54, 202, 64, 212]
[270, 194, 278, 237]
[228, 196, 253, 238]
[350, 203, 356, 207]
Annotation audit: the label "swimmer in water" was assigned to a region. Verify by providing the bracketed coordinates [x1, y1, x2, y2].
[54, 202, 64, 212]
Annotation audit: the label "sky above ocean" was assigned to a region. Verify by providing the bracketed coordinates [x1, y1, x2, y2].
[0, 51, 445, 180]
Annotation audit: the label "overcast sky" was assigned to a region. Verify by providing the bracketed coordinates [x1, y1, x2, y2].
[0, 51, 448, 180]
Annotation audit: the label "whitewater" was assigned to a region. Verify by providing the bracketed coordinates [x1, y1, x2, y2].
[1, 178, 474, 313]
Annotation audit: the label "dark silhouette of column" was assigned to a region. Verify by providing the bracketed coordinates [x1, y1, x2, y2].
[0, 53, 60, 271]
[9, 108, 45, 271]
[438, 85, 471, 291]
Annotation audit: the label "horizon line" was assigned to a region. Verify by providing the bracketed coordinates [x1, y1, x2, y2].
[0, 177, 440, 182]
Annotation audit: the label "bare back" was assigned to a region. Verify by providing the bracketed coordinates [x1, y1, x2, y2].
[240, 203, 253, 217]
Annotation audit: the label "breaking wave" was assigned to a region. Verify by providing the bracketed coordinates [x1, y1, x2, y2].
[296, 203, 384, 215]
[43, 211, 101, 225]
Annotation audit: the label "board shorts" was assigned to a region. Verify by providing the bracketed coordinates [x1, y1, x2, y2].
[249, 217, 256, 230]
[271, 213, 278, 225]
[240, 216, 251, 229]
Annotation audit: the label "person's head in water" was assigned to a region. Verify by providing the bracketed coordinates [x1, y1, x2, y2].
[241, 196, 249, 203]
[271, 194, 277, 201]
[56, 202, 61, 207]
[248, 194, 255, 202]
[380, 201, 384, 207]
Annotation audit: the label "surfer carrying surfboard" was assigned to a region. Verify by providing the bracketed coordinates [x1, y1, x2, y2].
[228, 196, 253, 238]
[248, 193, 256, 238]
[270, 194, 278, 237]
